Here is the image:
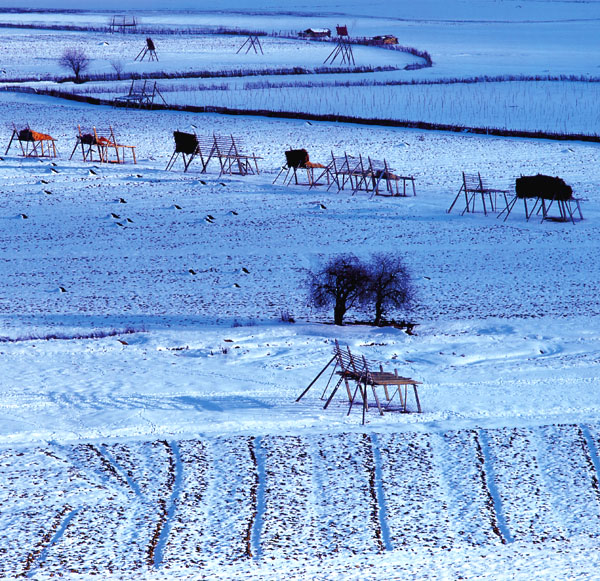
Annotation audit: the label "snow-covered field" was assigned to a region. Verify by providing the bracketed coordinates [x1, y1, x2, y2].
[2, 1, 600, 135]
[0, 29, 414, 80]
[1, 2, 600, 579]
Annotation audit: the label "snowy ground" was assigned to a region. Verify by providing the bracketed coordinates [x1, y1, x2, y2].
[3, 2, 600, 134]
[1, 1, 600, 579]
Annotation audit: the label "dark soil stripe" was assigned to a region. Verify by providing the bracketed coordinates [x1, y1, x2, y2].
[579, 425, 600, 503]
[21, 505, 78, 577]
[250, 437, 266, 560]
[146, 439, 177, 568]
[361, 434, 385, 553]
[244, 438, 260, 558]
[475, 430, 513, 544]
[152, 441, 183, 567]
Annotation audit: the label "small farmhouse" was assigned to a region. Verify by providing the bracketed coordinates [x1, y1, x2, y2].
[299, 28, 331, 38]
[370, 34, 398, 45]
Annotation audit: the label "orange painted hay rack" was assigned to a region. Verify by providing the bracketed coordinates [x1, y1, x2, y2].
[5, 124, 57, 158]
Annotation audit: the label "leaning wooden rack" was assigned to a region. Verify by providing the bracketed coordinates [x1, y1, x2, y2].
[296, 339, 422, 424]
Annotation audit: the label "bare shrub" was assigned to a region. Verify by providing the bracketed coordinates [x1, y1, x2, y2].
[109, 59, 124, 80]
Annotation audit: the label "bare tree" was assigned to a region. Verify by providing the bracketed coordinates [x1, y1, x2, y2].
[59, 47, 90, 82]
[309, 254, 370, 325]
[366, 253, 413, 326]
[109, 59, 124, 80]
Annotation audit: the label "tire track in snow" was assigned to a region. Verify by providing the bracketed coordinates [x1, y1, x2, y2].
[147, 440, 182, 568]
[49, 442, 109, 493]
[428, 432, 462, 546]
[579, 425, 600, 504]
[98, 444, 143, 497]
[369, 433, 393, 552]
[534, 425, 596, 540]
[308, 440, 329, 557]
[475, 430, 514, 544]
[85, 443, 138, 495]
[21, 505, 80, 578]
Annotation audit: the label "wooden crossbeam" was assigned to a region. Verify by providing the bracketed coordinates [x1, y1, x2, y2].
[498, 193, 584, 223]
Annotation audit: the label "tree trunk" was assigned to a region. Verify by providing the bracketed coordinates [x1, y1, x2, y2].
[334, 303, 346, 326]
[374, 298, 384, 326]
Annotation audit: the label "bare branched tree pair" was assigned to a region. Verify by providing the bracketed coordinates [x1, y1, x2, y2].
[309, 253, 413, 326]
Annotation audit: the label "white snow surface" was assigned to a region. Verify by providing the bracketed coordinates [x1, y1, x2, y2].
[1, 2, 600, 579]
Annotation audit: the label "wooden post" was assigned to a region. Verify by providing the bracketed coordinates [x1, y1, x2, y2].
[319, 362, 340, 400]
[345, 382, 361, 414]
[296, 354, 336, 402]
[5, 128, 17, 156]
[413, 385, 422, 413]
[394, 369, 405, 409]
[371, 385, 384, 416]
[361, 385, 368, 424]
[380, 365, 391, 400]
[324, 380, 343, 409]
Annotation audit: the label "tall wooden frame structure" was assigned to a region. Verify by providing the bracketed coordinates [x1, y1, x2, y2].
[273, 148, 328, 187]
[499, 174, 584, 223]
[236, 35, 264, 55]
[297, 340, 422, 424]
[5, 125, 57, 158]
[165, 131, 200, 172]
[324, 24, 355, 65]
[135, 37, 158, 62]
[310, 151, 415, 196]
[109, 15, 137, 33]
[165, 133, 261, 176]
[113, 80, 167, 109]
[447, 172, 509, 216]
[70, 126, 136, 164]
